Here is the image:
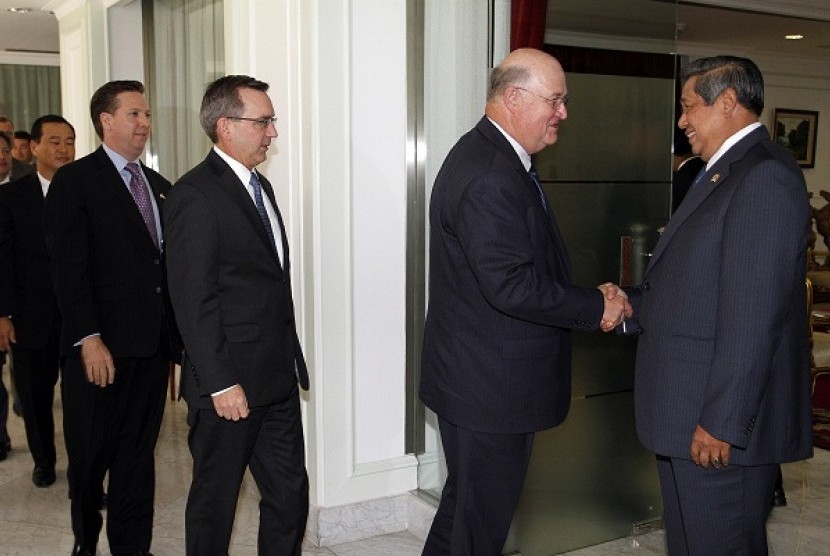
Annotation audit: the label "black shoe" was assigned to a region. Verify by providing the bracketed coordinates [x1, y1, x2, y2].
[772, 488, 787, 507]
[32, 465, 56, 487]
[0, 439, 9, 461]
[71, 544, 95, 556]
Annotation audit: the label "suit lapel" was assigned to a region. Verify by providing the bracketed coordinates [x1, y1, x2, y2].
[647, 126, 769, 272]
[477, 118, 571, 275]
[207, 152, 285, 276]
[258, 174, 289, 273]
[92, 147, 160, 253]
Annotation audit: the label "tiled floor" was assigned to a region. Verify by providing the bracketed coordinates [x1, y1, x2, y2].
[1, 373, 828, 555]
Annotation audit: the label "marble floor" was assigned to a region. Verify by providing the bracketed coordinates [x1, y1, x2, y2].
[1, 374, 828, 555]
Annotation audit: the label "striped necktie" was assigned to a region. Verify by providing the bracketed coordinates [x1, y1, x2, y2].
[250, 172, 278, 255]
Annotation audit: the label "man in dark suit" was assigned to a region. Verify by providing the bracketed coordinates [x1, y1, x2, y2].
[43, 81, 181, 556]
[0, 114, 76, 487]
[0, 118, 36, 181]
[419, 48, 629, 555]
[628, 56, 813, 555]
[165, 75, 309, 555]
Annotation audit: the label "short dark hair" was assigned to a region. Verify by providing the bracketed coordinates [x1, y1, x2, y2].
[0, 131, 10, 148]
[89, 80, 145, 140]
[680, 56, 764, 116]
[30, 115, 75, 143]
[13, 130, 31, 142]
[200, 75, 269, 143]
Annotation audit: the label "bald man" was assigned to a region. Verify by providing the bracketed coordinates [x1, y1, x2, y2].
[420, 48, 629, 555]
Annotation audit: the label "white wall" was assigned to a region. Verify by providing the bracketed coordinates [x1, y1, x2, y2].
[222, 0, 416, 508]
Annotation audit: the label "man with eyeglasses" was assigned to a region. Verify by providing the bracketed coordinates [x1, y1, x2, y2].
[420, 48, 630, 555]
[43, 81, 182, 556]
[165, 75, 309, 555]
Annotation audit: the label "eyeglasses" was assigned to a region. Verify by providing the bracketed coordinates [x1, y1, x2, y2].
[516, 87, 569, 109]
[226, 116, 277, 129]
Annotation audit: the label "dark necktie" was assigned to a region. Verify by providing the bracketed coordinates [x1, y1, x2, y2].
[528, 165, 548, 211]
[692, 165, 707, 187]
[124, 162, 159, 250]
[250, 172, 278, 255]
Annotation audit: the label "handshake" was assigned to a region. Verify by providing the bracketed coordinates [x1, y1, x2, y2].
[597, 283, 633, 333]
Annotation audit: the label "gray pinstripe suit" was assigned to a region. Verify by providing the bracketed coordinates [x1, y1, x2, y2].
[629, 125, 813, 554]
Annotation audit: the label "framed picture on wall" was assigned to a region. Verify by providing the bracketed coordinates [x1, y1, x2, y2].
[772, 108, 819, 168]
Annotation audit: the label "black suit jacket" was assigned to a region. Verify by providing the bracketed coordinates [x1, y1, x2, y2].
[0, 173, 59, 348]
[631, 125, 813, 465]
[43, 146, 180, 360]
[420, 117, 605, 435]
[164, 150, 308, 410]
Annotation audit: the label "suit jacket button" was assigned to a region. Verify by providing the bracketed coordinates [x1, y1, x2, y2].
[155, 286, 162, 294]
[153, 259, 160, 265]
[642, 282, 650, 290]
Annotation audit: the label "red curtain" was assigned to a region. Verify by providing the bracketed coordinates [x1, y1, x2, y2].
[510, 0, 548, 51]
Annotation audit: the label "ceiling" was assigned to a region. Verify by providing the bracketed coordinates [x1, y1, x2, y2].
[0, 1, 58, 54]
[0, 0, 829, 59]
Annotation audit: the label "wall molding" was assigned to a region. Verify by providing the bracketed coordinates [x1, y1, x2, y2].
[695, 0, 830, 21]
[303, 491, 435, 547]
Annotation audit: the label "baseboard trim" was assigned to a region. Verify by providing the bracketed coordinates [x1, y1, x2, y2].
[305, 491, 437, 547]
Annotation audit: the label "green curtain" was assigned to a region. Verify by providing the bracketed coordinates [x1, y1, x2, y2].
[0, 64, 62, 133]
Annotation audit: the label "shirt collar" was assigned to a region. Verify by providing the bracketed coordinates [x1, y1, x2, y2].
[487, 117, 532, 171]
[213, 145, 260, 187]
[37, 171, 50, 196]
[102, 143, 141, 172]
[706, 122, 762, 170]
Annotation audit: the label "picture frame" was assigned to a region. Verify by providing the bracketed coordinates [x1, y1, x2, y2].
[772, 108, 819, 168]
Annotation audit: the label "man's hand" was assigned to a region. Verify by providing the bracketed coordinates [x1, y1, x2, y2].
[598, 283, 633, 332]
[212, 384, 250, 421]
[80, 336, 115, 387]
[690, 424, 731, 469]
[0, 317, 15, 352]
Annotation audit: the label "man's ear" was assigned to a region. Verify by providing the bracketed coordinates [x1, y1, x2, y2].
[504, 86, 523, 112]
[718, 87, 738, 115]
[99, 113, 111, 134]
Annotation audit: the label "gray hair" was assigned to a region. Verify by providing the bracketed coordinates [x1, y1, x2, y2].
[680, 56, 764, 116]
[487, 65, 531, 102]
[200, 75, 269, 143]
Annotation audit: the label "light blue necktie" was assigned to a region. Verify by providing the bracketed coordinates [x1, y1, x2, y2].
[249, 172, 278, 255]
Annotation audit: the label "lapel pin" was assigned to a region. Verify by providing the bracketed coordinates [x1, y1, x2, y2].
[711, 174, 720, 183]
[159, 193, 167, 200]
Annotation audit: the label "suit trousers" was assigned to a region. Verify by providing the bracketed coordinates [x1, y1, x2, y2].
[422, 417, 534, 556]
[0, 352, 8, 444]
[10, 333, 60, 468]
[185, 385, 308, 556]
[657, 455, 778, 556]
[63, 350, 168, 553]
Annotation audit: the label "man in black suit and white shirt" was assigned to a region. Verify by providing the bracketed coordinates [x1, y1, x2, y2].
[165, 75, 309, 556]
[0, 114, 76, 488]
[420, 48, 630, 555]
[628, 56, 813, 555]
[44, 81, 181, 556]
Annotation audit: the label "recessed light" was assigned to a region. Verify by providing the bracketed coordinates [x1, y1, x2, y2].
[6, 7, 33, 14]
[785, 34, 805, 40]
